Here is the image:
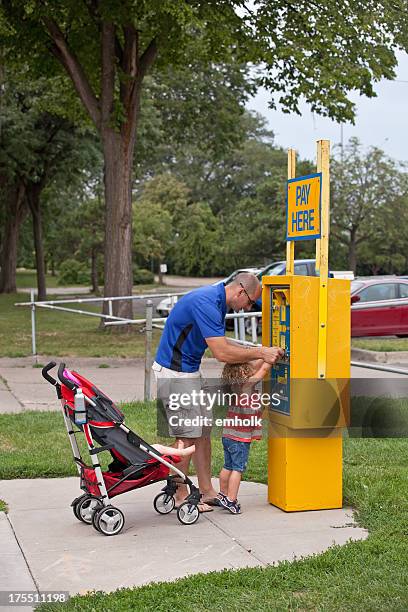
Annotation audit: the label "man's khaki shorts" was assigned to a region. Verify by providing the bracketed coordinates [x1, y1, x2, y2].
[152, 361, 212, 438]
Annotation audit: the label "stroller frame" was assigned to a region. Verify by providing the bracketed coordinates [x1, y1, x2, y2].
[42, 361, 202, 535]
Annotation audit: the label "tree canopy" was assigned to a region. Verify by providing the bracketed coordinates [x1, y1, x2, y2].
[0, 0, 408, 306]
[1, 1, 408, 293]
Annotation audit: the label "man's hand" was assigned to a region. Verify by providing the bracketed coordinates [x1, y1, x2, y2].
[206, 336, 284, 365]
[260, 346, 284, 364]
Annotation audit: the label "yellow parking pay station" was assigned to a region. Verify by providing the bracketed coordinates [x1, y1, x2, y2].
[263, 140, 350, 512]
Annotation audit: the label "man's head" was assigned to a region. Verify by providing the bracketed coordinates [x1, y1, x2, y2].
[225, 273, 261, 312]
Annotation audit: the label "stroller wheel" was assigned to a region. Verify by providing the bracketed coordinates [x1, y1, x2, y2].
[76, 495, 103, 524]
[71, 494, 89, 522]
[153, 492, 175, 515]
[177, 502, 200, 525]
[92, 506, 103, 532]
[93, 506, 125, 536]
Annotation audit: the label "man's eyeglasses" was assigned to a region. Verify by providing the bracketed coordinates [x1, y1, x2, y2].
[240, 282, 256, 307]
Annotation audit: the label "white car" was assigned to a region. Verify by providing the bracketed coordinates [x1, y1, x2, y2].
[155, 267, 262, 317]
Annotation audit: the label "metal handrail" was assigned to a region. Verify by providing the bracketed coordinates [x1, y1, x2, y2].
[15, 289, 263, 361]
[15, 291, 188, 307]
[103, 309, 262, 327]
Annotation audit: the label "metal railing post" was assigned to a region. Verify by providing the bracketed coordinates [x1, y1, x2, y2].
[251, 316, 258, 344]
[233, 317, 238, 340]
[144, 300, 153, 401]
[238, 312, 246, 342]
[108, 299, 113, 319]
[30, 289, 37, 358]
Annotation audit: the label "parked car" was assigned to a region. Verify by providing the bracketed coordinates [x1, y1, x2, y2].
[155, 267, 261, 317]
[351, 278, 408, 337]
[257, 259, 354, 280]
[258, 258, 318, 278]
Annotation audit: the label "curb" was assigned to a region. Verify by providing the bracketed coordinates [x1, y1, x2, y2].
[351, 347, 408, 365]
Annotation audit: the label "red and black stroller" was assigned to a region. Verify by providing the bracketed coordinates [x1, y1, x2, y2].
[42, 362, 201, 536]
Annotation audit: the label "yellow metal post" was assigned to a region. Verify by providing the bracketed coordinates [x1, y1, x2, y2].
[315, 144, 321, 272]
[317, 140, 330, 379]
[286, 149, 296, 275]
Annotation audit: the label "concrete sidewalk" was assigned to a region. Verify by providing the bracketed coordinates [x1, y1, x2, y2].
[0, 477, 368, 598]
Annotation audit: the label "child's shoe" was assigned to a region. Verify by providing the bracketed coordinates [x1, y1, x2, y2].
[217, 492, 228, 507]
[223, 497, 241, 514]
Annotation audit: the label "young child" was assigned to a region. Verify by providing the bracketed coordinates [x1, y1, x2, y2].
[217, 359, 271, 514]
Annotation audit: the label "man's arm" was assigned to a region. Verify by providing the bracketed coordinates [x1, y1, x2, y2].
[206, 336, 283, 364]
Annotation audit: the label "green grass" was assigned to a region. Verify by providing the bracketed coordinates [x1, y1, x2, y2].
[0, 499, 8, 512]
[0, 293, 161, 358]
[16, 269, 62, 289]
[0, 403, 163, 479]
[1, 406, 408, 610]
[352, 337, 408, 352]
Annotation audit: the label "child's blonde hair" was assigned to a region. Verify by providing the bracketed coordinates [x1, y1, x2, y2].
[222, 362, 252, 385]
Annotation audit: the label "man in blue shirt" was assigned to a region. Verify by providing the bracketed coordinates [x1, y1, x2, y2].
[153, 273, 283, 510]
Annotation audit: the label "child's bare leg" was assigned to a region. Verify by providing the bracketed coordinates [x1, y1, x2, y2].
[152, 442, 195, 457]
[227, 470, 242, 501]
[219, 468, 231, 496]
[171, 437, 195, 503]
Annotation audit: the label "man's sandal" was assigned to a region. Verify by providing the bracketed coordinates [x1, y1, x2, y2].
[197, 502, 214, 513]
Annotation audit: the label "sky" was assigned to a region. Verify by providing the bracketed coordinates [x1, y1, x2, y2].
[246, 51, 408, 165]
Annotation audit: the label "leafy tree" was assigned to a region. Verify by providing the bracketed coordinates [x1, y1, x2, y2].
[2, 0, 406, 310]
[73, 195, 105, 293]
[133, 201, 172, 284]
[172, 202, 222, 276]
[137, 174, 190, 226]
[0, 70, 101, 298]
[133, 174, 189, 281]
[356, 190, 408, 275]
[331, 138, 408, 274]
[135, 61, 255, 192]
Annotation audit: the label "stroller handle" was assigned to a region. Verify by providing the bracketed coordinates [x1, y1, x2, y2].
[58, 362, 77, 391]
[42, 361, 58, 386]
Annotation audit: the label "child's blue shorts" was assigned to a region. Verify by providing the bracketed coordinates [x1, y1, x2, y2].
[222, 437, 251, 473]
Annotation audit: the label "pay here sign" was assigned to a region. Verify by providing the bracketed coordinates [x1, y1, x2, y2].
[286, 173, 321, 241]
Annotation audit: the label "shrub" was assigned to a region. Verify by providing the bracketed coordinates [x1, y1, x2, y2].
[57, 259, 90, 286]
[133, 267, 154, 285]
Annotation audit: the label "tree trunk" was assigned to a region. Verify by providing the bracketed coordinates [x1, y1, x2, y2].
[102, 129, 133, 320]
[0, 182, 27, 294]
[90, 247, 100, 295]
[348, 229, 357, 273]
[158, 261, 163, 285]
[27, 183, 47, 301]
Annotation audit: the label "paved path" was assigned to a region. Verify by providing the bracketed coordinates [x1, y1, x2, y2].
[0, 357, 406, 414]
[0, 477, 368, 598]
[18, 276, 222, 295]
[157, 275, 223, 287]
